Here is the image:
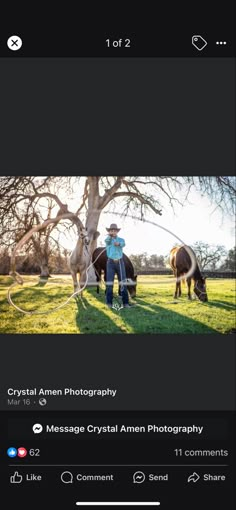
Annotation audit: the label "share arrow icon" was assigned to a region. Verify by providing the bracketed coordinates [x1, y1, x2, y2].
[187, 472, 200, 483]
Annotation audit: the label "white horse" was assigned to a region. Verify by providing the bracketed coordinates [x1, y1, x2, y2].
[69, 227, 100, 296]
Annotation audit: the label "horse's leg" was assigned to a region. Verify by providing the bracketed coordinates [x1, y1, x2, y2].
[79, 267, 87, 298]
[71, 268, 79, 294]
[178, 280, 181, 297]
[174, 270, 180, 299]
[187, 277, 192, 300]
[104, 269, 107, 295]
[96, 269, 100, 294]
[174, 277, 178, 299]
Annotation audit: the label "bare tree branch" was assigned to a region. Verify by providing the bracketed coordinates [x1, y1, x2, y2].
[111, 191, 162, 215]
[99, 176, 124, 208]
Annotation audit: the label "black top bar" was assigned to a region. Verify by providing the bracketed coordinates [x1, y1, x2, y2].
[0, 1, 235, 57]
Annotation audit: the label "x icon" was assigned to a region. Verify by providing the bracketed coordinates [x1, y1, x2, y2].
[7, 35, 22, 51]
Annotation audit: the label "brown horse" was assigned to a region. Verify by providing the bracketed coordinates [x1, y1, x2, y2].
[170, 245, 208, 302]
[92, 247, 137, 298]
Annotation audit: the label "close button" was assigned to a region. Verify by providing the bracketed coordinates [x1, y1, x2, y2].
[7, 35, 23, 51]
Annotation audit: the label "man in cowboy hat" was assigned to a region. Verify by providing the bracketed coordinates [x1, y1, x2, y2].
[105, 223, 132, 309]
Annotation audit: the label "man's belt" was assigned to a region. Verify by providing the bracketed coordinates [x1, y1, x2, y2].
[108, 258, 120, 262]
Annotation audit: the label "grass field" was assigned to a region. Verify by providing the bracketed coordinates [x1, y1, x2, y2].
[0, 275, 235, 334]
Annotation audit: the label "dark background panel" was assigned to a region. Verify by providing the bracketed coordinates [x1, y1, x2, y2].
[0, 335, 235, 411]
[0, 58, 235, 173]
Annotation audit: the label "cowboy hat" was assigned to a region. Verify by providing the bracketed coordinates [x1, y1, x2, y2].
[106, 223, 121, 232]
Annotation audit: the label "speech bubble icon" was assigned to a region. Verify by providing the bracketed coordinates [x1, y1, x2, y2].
[32, 423, 43, 434]
[133, 471, 145, 483]
[61, 471, 73, 484]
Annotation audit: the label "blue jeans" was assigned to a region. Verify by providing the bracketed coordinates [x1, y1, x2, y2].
[106, 257, 129, 306]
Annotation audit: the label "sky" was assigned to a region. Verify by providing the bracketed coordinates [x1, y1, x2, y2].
[96, 196, 235, 256]
[61, 182, 235, 256]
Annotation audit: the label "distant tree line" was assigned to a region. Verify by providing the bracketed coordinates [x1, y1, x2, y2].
[129, 253, 166, 271]
[130, 243, 235, 272]
[0, 246, 70, 275]
[0, 243, 235, 275]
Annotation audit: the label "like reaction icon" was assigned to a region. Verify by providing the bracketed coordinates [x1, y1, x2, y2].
[10, 472, 23, 484]
[7, 447, 17, 458]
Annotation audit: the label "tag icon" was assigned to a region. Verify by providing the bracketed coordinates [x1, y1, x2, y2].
[192, 35, 207, 51]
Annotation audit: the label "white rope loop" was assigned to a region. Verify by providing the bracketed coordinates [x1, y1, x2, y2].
[7, 248, 107, 316]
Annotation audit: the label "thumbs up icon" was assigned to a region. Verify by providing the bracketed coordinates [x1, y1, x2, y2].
[10, 471, 23, 484]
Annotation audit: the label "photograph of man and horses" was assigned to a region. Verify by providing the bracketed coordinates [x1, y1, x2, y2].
[0, 176, 235, 335]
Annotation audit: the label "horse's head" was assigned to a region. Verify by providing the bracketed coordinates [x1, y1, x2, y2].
[194, 277, 208, 302]
[79, 227, 90, 246]
[126, 275, 137, 298]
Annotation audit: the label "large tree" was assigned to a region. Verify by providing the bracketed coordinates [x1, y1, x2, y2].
[221, 247, 236, 271]
[0, 176, 235, 277]
[191, 241, 227, 270]
[0, 177, 82, 276]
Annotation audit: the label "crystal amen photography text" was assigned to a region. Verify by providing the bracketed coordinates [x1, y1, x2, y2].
[7, 388, 117, 398]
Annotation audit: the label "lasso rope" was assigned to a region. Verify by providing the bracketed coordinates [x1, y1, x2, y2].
[7, 247, 107, 316]
[7, 212, 197, 315]
[104, 210, 197, 283]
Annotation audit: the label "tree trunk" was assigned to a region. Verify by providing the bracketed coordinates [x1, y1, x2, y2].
[32, 234, 51, 278]
[87, 264, 97, 285]
[79, 177, 109, 286]
[85, 202, 102, 285]
[40, 256, 50, 278]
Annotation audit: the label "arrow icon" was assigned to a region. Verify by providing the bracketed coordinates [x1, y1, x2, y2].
[187, 472, 200, 483]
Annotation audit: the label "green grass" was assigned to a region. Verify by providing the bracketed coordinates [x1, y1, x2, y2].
[0, 274, 235, 334]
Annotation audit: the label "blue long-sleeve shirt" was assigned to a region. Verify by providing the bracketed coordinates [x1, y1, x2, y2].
[105, 236, 125, 259]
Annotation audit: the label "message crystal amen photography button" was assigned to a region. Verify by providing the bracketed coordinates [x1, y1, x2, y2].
[7, 35, 23, 51]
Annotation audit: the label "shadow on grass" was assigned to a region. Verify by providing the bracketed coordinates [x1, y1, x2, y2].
[8, 288, 54, 304]
[74, 288, 218, 334]
[0, 298, 10, 312]
[206, 300, 236, 311]
[35, 277, 49, 287]
[122, 297, 218, 334]
[75, 290, 125, 334]
[0, 276, 14, 287]
[3, 285, 72, 315]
